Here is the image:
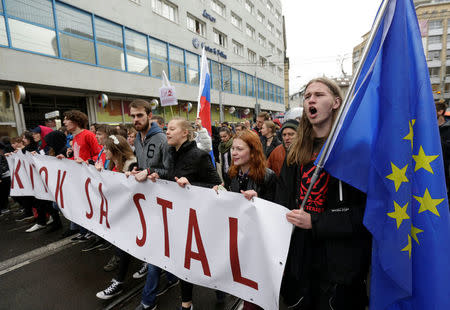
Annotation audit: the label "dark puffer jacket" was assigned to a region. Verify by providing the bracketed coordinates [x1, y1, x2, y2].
[227, 168, 278, 202]
[165, 140, 221, 188]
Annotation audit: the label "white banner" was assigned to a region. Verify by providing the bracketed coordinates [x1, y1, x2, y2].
[7, 152, 292, 309]
[159, 70, 178, 107]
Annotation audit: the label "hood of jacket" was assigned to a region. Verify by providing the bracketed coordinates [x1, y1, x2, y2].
[136, 122, 163, 142]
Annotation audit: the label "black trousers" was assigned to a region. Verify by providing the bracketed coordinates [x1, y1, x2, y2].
[180, 280, 194, 303]
[0, 177, 11, 211]
[35, 199, 61, 226]
[116, 249, 132, 282]
[13, 196, 34, 216]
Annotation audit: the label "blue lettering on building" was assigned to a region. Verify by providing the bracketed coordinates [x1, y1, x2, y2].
[192, 37, 227, 59]
[202, 10, 216, 22]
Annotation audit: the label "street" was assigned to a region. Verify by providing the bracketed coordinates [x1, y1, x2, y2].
[0, 204, 242, 310]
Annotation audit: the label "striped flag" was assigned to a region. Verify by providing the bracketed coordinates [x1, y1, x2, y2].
[197, 47, 212, 135]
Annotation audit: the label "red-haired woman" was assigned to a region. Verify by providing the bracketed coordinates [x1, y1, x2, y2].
[217, 129, 277, 310]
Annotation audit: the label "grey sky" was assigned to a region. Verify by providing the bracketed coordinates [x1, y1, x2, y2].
[281, 0, 383, 94]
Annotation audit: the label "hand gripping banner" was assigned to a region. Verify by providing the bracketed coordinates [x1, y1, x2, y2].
[7, 152, 292, 309]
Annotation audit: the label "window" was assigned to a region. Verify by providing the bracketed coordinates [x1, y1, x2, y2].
[446, 67, 450, 76]
[269, 42, 275, 54]
[239, 71, 246, 95]
[95, 18, 125, 70]
[258, 79, 264, 99]
[187, 14, 206, 36]
[231, 69, 239, 94]
[428, 50, 441, 61]
[211, 61, 221, 89]
[125, 29, 149, 74]
[211, 0, 225, 17]
[0, 18, 7, 46]
[231, 12, 242, 29]
[447, 49, 450, 59]
[269, 62, 276, 73]
[276, 29, 281, 39]
[6, 0, 57, 56]
[213, 28, 227, 47]
[258, 33, 266, 47]
[445, 83, 450, 93]
[245, 0, 254, 14]
[186, 52, 199, 85]
[275, 10, 281, 21]
[246, 74, 254, 96]
[246, 24, 255, 39]
[169, 45, 185, 82]
[428, 35, 442, 44]
[266, 0, 273, 12]
[149, 37, 168, 78]
[248, 49, 256, 63]
[265, 81, 270, 100]
[222, 65, 231, 91]
[267, 21, 274, 33]
[260, 56, 267, 67]
[429, 19, 442, 30]
[430, 67, 440, 77]
[277, 66, 283, 77]
[232, 40, 243, 56]
[257, 10, 264, 23]
[55, 3, 95, 64]
[152, 0, 178, 22]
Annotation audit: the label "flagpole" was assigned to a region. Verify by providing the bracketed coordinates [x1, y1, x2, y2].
[300, 0, 390, 210]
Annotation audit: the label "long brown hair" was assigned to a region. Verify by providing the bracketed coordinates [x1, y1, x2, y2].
[228, 130, 267, 183]
[105, 135, 135, 172]
[287, 77, 343, 166]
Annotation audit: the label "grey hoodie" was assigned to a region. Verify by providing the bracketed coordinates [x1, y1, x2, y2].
[134, 122, 168, 177]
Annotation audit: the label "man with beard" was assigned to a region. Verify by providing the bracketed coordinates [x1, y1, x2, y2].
[125, 100, 178, 309]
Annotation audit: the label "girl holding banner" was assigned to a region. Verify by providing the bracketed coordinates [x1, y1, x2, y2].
[147, 117, 221, 310]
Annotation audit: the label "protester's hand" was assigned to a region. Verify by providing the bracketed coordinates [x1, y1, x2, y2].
[135, 169, 149, 182]
[56, 154, 65, 160]
[94, 161, 103, 171]
[195, 118, 203, 129]
[286, 209, 312, 229]
[66, 148, 72, 158]
[213, 185, 219, 192]
[30, 151, 37, 155]
[75, 158, 84, 164]
[125, 171, 132, 178]
[147, 172, 159, 182]
[5, 152, 12, 157]
[130, 167, 139, 175]
[240, 190, 258, 200]
[175, 177, 190, 188]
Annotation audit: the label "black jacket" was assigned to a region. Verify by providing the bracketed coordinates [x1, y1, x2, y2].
[261, 136, 281, 158]
[276, 160, 371, 288]
[165, 140, 221, 188]
[227, 168, 277, 202]
[439, 120, 450, 190]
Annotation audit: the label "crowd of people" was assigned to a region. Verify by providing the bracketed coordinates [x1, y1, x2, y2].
[0, 77, 408, 310]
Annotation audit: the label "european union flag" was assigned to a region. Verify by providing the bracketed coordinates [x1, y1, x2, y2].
[319, 0, 450, 308]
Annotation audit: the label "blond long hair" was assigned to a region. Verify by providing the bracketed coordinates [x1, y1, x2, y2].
[287, 77, 343, 166]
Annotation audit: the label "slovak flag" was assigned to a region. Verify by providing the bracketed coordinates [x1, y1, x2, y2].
[197, 47, 212, 135]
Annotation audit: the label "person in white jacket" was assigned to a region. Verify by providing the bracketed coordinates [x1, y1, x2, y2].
[194, 118, 212, 152]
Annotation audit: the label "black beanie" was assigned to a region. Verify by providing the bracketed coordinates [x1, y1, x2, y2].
[281, 119, 299, 134]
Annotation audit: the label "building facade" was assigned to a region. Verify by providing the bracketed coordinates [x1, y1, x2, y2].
[353, 0, 450, 103]
[0, 0, 286, 137]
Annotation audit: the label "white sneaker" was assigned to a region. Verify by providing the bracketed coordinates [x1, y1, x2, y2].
[96, 279, 123, 299]
[46, 216, 53, 225]
[26, 224, 46, 233]
[133, 263, 148, 279]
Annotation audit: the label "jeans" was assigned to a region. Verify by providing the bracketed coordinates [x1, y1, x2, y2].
[141, 264, 177, 306]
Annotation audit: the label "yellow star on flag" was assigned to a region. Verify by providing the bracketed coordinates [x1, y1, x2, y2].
[411, 224, 424, 244]
[401, 235, 412, 259]
[413, 188, 444, 217]
[403, 119, 416, 150]
[386, 162, 409, 192]
[387, 201, 410, 229]
[412, 146, 439, 173]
